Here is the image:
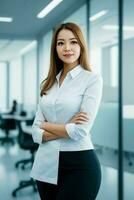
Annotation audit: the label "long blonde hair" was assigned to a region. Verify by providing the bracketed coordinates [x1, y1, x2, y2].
[40, 22, 91, 96]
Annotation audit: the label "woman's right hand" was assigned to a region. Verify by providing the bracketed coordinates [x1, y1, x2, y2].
[68, 111, 89, 124]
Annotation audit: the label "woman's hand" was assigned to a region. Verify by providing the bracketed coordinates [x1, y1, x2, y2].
[40, 122, 47, 130]
[68, 111, 89, 124]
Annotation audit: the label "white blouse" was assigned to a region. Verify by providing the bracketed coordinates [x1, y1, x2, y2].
[30, 64, 103, 184]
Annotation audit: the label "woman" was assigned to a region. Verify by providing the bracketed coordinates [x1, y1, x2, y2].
[30, 22, 103, 200]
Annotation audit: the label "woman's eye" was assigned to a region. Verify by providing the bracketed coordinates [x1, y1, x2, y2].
[71, 41, 78, 44]
[57, 42, 64, 46]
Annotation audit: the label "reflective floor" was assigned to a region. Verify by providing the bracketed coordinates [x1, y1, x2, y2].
[0, 130, 134, 200]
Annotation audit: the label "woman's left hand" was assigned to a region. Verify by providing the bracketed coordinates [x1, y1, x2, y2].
[40, 122, 47, 130]
[68, 112, 89, 124]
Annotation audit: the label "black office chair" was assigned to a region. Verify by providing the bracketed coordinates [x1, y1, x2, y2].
[0, 117, 16, 144]
[12, 120, 38, 197]
[124, 151, 133, 166]
[15, 121, 35, 169]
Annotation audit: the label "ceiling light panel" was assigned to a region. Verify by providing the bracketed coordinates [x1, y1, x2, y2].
[0, 17, 13, 22]
[89, 10, 108, 22]
[37, 0, 63, 18]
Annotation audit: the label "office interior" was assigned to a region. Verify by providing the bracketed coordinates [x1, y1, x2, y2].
[0, 0, 133, 199]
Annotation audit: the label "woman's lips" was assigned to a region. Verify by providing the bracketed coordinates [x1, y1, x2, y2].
[63, 54, 74, 57]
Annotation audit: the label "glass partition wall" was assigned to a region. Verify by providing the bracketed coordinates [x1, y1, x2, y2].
[123, 0, 134, 199]
[89, 0, 119, 199]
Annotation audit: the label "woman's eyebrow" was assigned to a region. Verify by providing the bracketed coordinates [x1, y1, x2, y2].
[57, 38, 77, 41]
[69, 38, 77, 40]
[57, 39, 64, 41]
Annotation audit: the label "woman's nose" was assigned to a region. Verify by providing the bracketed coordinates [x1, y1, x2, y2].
[64, 43, 71, 50]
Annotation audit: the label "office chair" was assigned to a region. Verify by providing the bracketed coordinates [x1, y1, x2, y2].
[0, 117, 16, 145]
[15, 121, 35, 169]
[124, 151, 133, 166]
[12, 120, 38, 197]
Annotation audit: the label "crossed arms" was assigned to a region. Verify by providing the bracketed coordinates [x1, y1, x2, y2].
[32, 74, 102, 143]
[40, 112, 89, 142]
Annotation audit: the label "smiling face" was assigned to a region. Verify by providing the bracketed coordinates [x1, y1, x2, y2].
[56, 29, 81, 67]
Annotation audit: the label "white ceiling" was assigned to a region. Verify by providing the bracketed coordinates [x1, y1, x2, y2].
[0, 0, 85, 61]
[0, 0, 85, 39]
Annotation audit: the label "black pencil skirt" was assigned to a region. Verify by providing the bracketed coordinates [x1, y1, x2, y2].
[36, 149, 101, 200]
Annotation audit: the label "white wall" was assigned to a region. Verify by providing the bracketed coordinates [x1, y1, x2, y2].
[39, 31, 53, 85]
[123, 37, 134, 104]
[101, 37, 134, 104]
[0, 62, 7, 111]
[23, 48, 37, 112]
[9, 57, 22, 105]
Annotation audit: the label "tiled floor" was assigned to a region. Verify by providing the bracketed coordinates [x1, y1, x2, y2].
[0, 129, 40, 200]
[0, 130, 134, 200]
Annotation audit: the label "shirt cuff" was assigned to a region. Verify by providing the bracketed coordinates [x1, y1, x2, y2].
[65, 123, 76, 140]
[32, 128, 44, 144]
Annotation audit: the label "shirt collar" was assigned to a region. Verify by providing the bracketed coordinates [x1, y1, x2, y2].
[56, 64, 83, 81]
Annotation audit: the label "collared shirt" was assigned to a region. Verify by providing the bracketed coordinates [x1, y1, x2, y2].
[30, 64, 103, 184]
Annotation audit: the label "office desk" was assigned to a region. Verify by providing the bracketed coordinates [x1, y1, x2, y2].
[0, 114, 17, 144]
[0, 114, 33, 144]
[20, 122, 32, 135]
[1, 114, 33, 121]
